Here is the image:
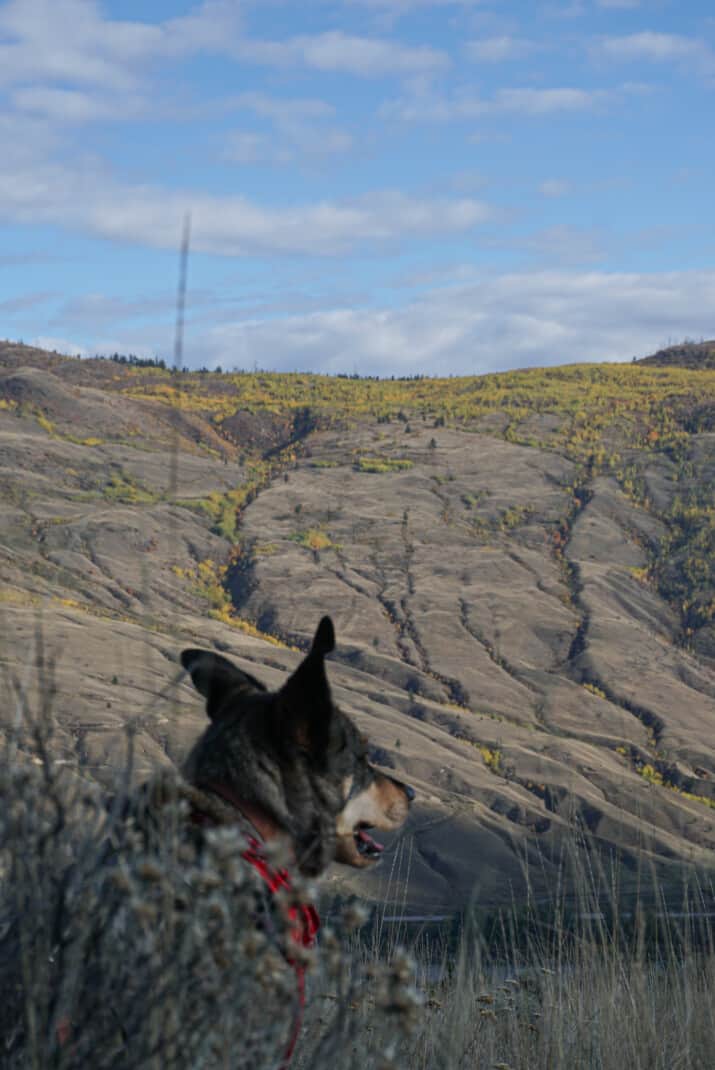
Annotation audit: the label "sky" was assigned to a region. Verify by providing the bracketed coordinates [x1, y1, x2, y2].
[1, 0, 714, 376]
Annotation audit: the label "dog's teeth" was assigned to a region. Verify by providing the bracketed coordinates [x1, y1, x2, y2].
[355, 829, 384, 855]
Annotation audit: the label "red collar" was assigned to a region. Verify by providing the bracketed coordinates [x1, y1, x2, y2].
[197, 780, 283, 842]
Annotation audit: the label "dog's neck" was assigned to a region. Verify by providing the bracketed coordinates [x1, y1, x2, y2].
[198, 780, 286, 846]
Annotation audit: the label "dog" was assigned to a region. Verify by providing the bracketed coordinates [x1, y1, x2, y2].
[47, 616, 413, 1068]
[178, 615, 415, 1065]
[180, 615, 414, 873]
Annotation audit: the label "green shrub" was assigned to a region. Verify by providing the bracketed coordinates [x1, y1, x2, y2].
[356, 456, 414, 474]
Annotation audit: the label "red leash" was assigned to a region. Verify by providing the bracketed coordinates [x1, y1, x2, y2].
[241, 837, 320, 1067]
[193, 785, 321, 1067]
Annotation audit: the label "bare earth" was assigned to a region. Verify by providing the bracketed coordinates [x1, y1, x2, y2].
[1, 343, 714, 910]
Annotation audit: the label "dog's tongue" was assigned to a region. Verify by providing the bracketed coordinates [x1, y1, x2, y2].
[357, 829, 384, 852]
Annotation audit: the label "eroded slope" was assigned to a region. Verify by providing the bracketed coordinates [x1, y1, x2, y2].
[1, 344, 714, 909]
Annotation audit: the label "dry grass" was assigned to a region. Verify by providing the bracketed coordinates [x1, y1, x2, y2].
[1, 659, 714, 1070]
[396, 941, 715, 1069]
[391, 880, 715, 1069]
[0, 659, 417, 1069]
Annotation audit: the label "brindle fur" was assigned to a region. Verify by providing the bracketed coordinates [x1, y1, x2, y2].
[181, 616, 413, 876]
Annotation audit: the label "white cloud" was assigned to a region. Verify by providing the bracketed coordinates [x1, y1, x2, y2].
[597, 1, 641, 9]
[11, 87, 147, 123]
[448, 169, 489, 192]
[237, 30, 448, 77]
[538, 179, 572, 197]
[0, 0, 446, 135]
[597, 32, 715, 77]
[495, 87, 609, 114]
[543, 2, 587, 18]
[404, 223, 606, 268]
[228, 93, 336, 121]
[187, 270, 715, 375]
[381, 87, 483, 121]
[466, 36, 537, 62]
[38, 271, 715, 375]
[162, 0, 244, 53]
[347, 0, 482, 7]
[344, 0, 484, 16]
[224, 126, 353, 163]
[0, 149, 491, 255]
[382, 84, 615, 121]
[50, 293, 177, 328]
[599, 32, 703, 61]
[31, 335, 88, 357]
[517, 225, 606, 266]
[0, 0, 243, 89]
[0, 0, 139, 90]
[0, 292, 55, 314]
[223, 92, 353, 163]
[222, 132, 268, 164]
[0, 251, 59, 266]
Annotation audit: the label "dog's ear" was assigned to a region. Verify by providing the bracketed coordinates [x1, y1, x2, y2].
[181, 649, 266, 721]
[276, 616, 336, 754]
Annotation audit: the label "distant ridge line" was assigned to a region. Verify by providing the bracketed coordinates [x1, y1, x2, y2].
[638, 339, 715, 369]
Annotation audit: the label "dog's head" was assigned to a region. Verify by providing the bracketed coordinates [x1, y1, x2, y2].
[180, 617, 414, 876]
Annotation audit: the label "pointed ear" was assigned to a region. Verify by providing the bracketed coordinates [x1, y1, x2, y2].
[310, 615, 335, 657]
[181, 649, 266, 722]
[277, 616, 336, 753]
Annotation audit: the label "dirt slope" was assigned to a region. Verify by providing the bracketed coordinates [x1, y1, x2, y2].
[1, 343, 714, 910]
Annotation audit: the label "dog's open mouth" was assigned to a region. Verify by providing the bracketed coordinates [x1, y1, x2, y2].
[354, 823, 384, 859]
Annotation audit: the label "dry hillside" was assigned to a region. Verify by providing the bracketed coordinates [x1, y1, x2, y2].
[1, 340, 714, 911]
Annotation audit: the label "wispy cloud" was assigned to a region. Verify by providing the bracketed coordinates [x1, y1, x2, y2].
[223, 127, 353, 164]
[466, 36, 538, 63]
[31, 336, 89, 357]
[50, 292, 178, 328]
[43, 270, 715, 376]
[0, 0, 447, 128]
[0, 149, 492, 255]
[347, 0, 482, 6]
[11, 86, 147, 123]
[512, 225, 607, 266]
[596, 32, 715, 79]
[538, 179, 573, 197]
[182, 270, 715, 374]
[237, 30, 449, 77]
[0, 0, 243, 89]
[543, 2, 588, 19]
[0, 292, 56, 314]
[228, 94, 337, 122]
[0, 251, 60, 266]
[345, 0, 483, 12]
[222, 92, 354, 164]
[382, 84, 618, 121]
[493, 87, 611, 114]
[474, 222, 609, 267]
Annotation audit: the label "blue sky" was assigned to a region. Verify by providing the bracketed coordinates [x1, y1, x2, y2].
[1, 0, 714, 375]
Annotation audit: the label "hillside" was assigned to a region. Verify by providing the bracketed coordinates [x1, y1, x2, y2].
[638, 339, 715, 371]
[1, 340, 714, 911]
